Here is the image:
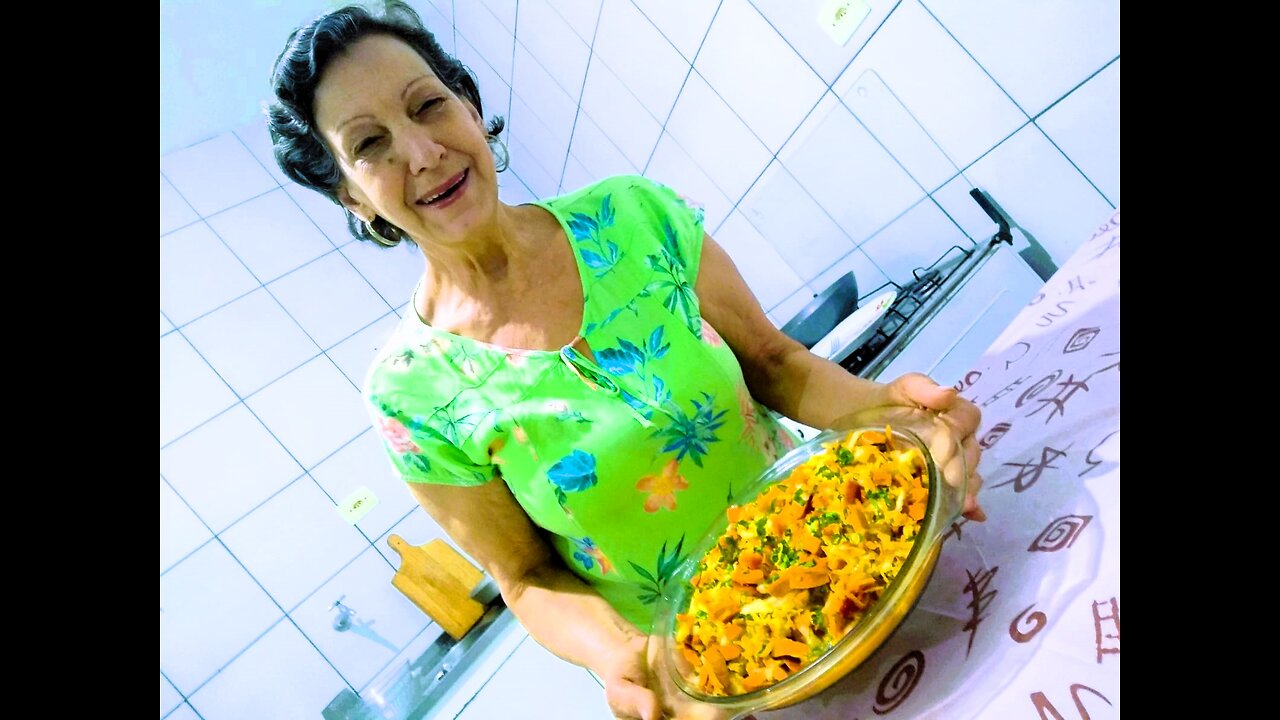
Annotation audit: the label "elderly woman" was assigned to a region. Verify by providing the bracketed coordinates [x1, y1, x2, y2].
[269, 2, 985, 718]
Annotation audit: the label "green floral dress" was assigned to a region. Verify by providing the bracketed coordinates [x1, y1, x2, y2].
[364, 175, 798, 632]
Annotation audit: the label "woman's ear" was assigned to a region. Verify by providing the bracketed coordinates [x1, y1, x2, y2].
[337, 184, 371, 222]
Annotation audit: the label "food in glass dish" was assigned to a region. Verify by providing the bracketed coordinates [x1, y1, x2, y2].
[672, 426, 929, 696]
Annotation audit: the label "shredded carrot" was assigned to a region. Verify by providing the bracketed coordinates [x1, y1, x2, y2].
[673, 426, 929, 696]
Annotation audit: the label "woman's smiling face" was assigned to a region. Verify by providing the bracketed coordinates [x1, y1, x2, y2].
[314, 34, 499, 246]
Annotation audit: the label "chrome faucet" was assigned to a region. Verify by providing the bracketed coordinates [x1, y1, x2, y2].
[331, 596, 357, 632]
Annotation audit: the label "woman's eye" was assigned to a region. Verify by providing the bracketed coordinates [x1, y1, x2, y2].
[416, 98, 442, 116]
[354, 136, 382, 156]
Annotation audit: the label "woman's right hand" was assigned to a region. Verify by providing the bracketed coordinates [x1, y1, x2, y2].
[599, 632, 731, 720]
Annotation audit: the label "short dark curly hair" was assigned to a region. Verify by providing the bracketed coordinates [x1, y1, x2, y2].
[267, 0, 505, 248]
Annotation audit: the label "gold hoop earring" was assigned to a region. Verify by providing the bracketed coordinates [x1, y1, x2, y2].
[487, 134, 510, 172]
[365, 218, 397, 248]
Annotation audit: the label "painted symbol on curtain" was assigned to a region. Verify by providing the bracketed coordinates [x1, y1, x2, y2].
[979, 422, 1011, 449]
[1035, 300, 1076, 328]
[1016, 372, 1061, 408]
[1010, 604, 1047, 643]
[1030, 683, 1112, 720]
[991, 445, 1069, 493]
[942, 517, 970, 543]
[1004, 341, 1031, 369]
[872, 650, 925, 715]
[1025, 373, 1090, 424]
[1092, 597, 1120, 663]
[1063, 327, 1099, 353]
[961, 566, 999, 658]
[983, 375, 1031, 409]
[1028, 515, 1093, 552]
[1078, 430, 1119, 478]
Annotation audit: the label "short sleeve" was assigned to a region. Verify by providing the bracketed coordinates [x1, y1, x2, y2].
[365, 375, 498, 488]
[630, 176, 707, 284]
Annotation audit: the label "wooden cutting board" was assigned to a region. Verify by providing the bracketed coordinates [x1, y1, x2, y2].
[387, 534, 486, 640]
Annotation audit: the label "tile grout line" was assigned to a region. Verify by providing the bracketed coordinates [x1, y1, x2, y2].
[555, 0, 606, 193]
[638, 0, 724, 176]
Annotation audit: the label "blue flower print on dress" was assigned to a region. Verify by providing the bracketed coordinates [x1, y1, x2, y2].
[567, 194, 619, 278]
[547, 449, 599, 506]
[572, 537, 614, 575]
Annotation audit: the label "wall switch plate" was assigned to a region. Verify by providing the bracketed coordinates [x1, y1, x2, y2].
[818, 0, 871, 47]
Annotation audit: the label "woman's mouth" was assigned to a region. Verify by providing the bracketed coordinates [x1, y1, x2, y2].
[418, 169, 469, 209]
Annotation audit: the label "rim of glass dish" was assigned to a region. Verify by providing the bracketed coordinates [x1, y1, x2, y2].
[656, 424, 954, 710]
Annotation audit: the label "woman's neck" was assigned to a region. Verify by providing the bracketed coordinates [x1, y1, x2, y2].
[415, 202, 555, 324]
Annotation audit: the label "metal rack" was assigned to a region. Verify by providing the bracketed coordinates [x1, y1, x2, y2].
[840, 189, 1014, 380]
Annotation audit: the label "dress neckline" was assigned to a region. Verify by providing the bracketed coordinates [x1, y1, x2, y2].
[405, 194, 592, 357]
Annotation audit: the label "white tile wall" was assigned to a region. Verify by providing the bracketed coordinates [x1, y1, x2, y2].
[516, 0, 591, 100]
[160, 477, 213, 573]
[592, 0, 690, 125]
[837, 67, 960, 193]
[549, 0, 604, 45]
[738, 161, 856, 284]
[770, 284, 819, 328]
[309, 428, 420, 542]
[160, 541, 282, 693]
[339, 238, 424, 308]
[506, 134, 560, 199]
[937, 125, 1114, 268]
[164, 704, 201, 720]
[161, 672, 183, 717]
[631, 0, 720, 63]
[186, 619, 347, 720]
[831, 0, 1027, 173]
[218, 477, 369, 610]
[452, 32, 513, 132]
[644, 133, 734, 234]
[499, 171, 539, 205]
[417, 0, 455, 50]
[159, 222, 259, 327]
[181, 288, 321, 397]
[287, 546, 438, 690]
[567, 111, 639, 185]
[161, 0, 1117, 712]
[244, 356, 369, 470]
[810, 246, 892, 304]
[159, 333, 238, 447]
[160, 174, 199, 236]
[160, 134, 279, 217]
[578, 54, 664, 169]
[232, 114, 292, 186]
[857, 197, 974, 288]
[923, 0, 1120, 117]
[326, 311, 403, 387]
[750, 0, 893, 84]
[478, 0, 518, 34]
[267, 252, 394, 350]
[713, 211, 806, 309]
[695, 0, 827, 152]
[1036, 60, 1120, 207]
[454, 4, 514, 86]
[454, 636, 613, 720]
[507, 91, 573, 190]
[282, 183, 356, 247]
[661, 70, 773, 206]
[161, 404, 305, 533]
[779, 91, 925, 247]
[207, 189, 337, 284]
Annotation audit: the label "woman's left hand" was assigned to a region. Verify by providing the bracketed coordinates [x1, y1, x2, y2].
[849, 372, 987, 522]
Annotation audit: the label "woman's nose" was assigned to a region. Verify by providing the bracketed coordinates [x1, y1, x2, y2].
[399, 129, 445, 174]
